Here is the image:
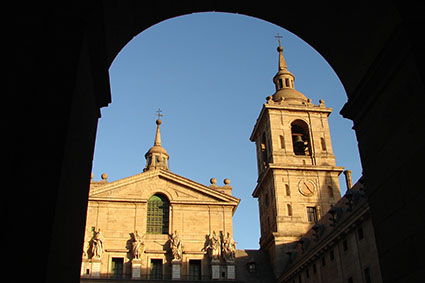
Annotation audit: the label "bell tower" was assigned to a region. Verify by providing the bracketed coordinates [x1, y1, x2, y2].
[250, 42, 344, 277]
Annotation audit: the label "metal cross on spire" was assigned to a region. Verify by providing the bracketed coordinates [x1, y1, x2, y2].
[156, 108, 163, 120]
[275, 33, 283, 46]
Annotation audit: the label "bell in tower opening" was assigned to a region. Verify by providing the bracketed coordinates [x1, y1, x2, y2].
[291, 120, 311, 156]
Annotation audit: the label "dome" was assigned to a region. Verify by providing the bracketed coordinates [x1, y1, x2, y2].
[272, 88, 307, 103]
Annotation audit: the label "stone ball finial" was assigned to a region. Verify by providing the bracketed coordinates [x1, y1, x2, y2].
[224, 178, 230, 185]
[156, 119, 162, 125]
[210, 178, 217, 185]
[277, 45, 283, 52]
[101, 173, 108, 180]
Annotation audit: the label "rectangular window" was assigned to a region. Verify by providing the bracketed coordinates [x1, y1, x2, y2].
[150, 259, 163, 279]
[111, 258, 123, 278]
[286, 184, 291, 196]
[189, 260, 202, 280]
[307, 207, 318, 223]
[321, 256, 326, 266]
[321, 137, 327, 151]
[330, 249, 335, 261]
[280, 135, 285, 149]
[287, 204, 293, 216]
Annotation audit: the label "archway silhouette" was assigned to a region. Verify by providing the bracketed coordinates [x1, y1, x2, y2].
[12, 2, 424, 283]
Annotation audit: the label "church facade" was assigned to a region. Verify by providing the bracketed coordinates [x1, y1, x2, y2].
[81, 119, 240, 280]
[81, 43, 382, 282]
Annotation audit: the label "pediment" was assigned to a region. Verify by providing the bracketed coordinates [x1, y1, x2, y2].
[89, 169, 240, 207]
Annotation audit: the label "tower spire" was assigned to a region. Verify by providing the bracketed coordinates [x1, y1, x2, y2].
[277, 44, 288, 71]
[271, 37, 307, 103]
[154, 118, 162, 146]
[144, 110, 169, 172]
[154, 108, 163, 146]
[275, 33, 288, 71]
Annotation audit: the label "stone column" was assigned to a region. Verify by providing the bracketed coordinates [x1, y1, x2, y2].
[344, 170, 353, 190]
[131, 259, 142, 279]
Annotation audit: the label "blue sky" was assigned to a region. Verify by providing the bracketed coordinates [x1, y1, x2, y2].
[92, 12, 362, 249]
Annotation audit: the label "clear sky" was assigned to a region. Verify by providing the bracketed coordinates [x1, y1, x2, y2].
[92, 12, 362, 249]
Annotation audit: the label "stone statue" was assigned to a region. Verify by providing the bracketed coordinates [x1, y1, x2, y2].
[202, 231, 221, 261]
[131, 231, 144, 259]
[210, 231, 221, 261]
[90, 228, 104, 258]
[169, 230, 182, 260]
[222, 232, 236, 262]
[211, 231, 221, 260]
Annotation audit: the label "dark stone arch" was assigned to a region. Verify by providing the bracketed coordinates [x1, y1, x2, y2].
[11, 2, 425, 282]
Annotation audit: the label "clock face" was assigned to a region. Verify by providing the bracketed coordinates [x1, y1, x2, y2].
[298, 180, 316, 197]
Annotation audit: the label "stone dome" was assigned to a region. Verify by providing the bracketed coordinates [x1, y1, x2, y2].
[272, 88, 307, 103]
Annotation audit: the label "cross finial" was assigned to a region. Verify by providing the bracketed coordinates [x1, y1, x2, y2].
[275, 33, 283, 47]
[156, 108, 163, 120]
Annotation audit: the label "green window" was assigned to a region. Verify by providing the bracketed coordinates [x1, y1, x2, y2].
[147, 194, 169, 234]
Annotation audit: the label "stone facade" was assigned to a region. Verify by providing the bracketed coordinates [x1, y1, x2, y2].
[80, 120, 240, 280]
[250, 44, 344, 276]
[277, 179, 382, 283]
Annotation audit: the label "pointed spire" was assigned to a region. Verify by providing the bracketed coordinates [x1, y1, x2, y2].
[275, 33, 288, 71]
[273, 36, 294, 88]
[271, 37, 307, 103]
[154, 119, 162, 146]
[278, 45, 288, 71]
[144, 110, 169, 172]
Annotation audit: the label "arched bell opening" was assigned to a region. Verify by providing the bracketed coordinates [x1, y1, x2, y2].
[291, 120, 311, 156]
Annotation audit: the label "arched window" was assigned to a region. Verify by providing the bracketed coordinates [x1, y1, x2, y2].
[291, 120, 311, 156]
[147, 194, 169, 234]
